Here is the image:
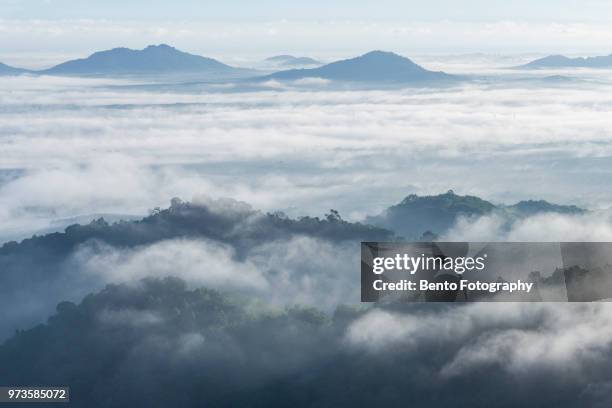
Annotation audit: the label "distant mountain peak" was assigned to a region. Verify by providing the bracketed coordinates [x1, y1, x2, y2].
[140, 44, 184, 54]
[506, 199, 585, 216]
[332, 50, 424, 70]
[517, 53, 612, 69]
[361, 50, 402, 58]
[366, 191, 586, 238]
[265, 50, 454, 83]
[366, 191, 495, 238]
[41, 44, 242, 77]
[265, 54, 321, 66]
[537, 55, 571, 62]
[145, 43, 174, 50]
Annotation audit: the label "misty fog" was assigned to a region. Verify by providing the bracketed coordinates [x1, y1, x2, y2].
[3, 60, 612, 242]
[4, 55, 612, 407]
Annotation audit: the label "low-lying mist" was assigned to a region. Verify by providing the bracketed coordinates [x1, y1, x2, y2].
[2, 71, 612, 242]
[3, 277, 612, 407]
[3, 196, 612, 343]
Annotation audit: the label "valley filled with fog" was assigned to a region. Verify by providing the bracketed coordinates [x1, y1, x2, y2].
[3, 56, 612, 242]
[4, 53, 612, 407]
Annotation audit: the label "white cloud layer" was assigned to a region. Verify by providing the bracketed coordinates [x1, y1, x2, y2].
[444, 211, 612, 242]
[345, 302, 612, 378]
[74, 236, 360, 310]
[3, 67, 612, 240]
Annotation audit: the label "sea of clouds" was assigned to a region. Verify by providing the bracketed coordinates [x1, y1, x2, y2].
[3, 65, 612, 242]
[3, 63, 612, 328]
[4, 60, 612, 406]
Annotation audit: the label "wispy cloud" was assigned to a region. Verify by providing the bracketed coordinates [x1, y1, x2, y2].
[346, 302, 612, 379]
[444, 211, 612, 241]
[75, 236, 359, 310]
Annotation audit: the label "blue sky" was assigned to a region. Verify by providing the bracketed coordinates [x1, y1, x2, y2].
[3, 0, 612, 21]
[2, 1, 612, 65]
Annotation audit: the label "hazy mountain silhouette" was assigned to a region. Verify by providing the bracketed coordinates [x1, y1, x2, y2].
[41, 44, 248, 77]
[506, 200, 585, 217]
[266, 55, 321, 66]
[0, 192, 588, 339]
[366, 190, 494, 238]
[0, 197, 394, 340]
[1, 276, 607, 407]
[0, 62, 28, 75]
[366, 190, 586, 238]
[265, 50, 455, 82]
[517, 54, 612, 69]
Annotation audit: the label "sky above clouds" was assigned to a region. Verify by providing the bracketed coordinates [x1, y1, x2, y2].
[3, 0, 612, 66]
[3, 0, 612, 21]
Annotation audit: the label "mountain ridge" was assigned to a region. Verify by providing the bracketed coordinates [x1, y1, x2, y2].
[0, 62, 29, 75]
[266, 55, 321, 66]
[3, 48, 454, 83]
[264, 50, 456, 83]
[517, 54, 612, 69]
[366, 190, 586, 238]
[39, 44, 248, 77]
